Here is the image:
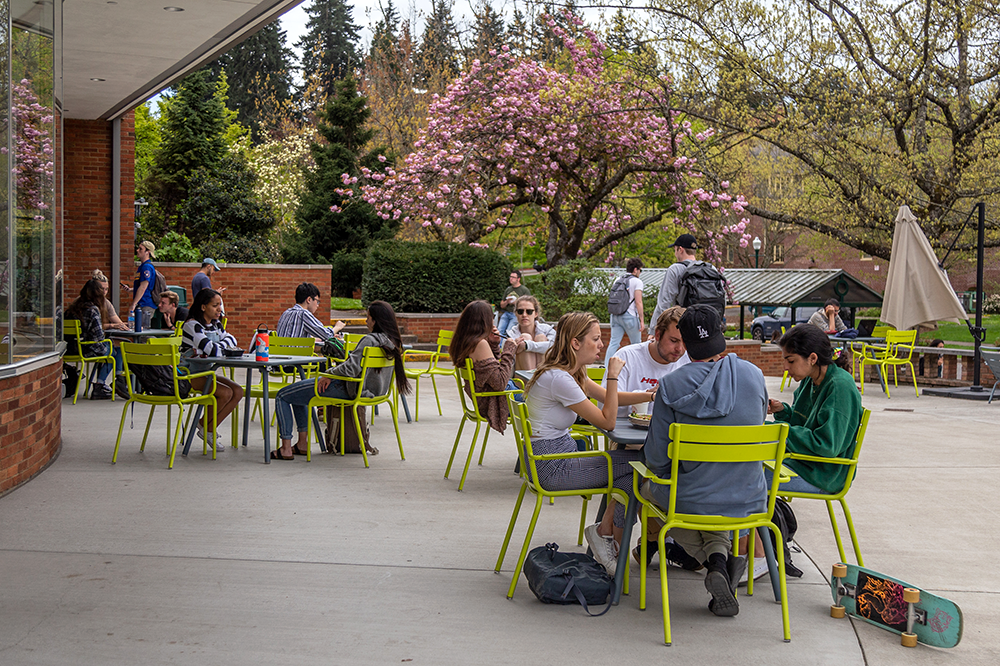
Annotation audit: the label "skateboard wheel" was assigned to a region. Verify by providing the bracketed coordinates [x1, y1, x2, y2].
[901, 632, 918, 648]
[832, 563, 848, 577]
[903, 587, 920, 604]
[830, 605, 846, 618]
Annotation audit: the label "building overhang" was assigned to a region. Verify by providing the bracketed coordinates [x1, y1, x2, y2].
[64, 0, 303, 120]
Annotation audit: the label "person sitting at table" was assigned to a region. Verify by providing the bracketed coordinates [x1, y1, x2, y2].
[504, 295, 555, 370]
[276, 282, 346, 340]
[180, 288, 244, 450]
[271, 300, 410, 460]
[807, 298, 847, 334]
[642, 304, 769, 617]
[157, 290, 188, 329]
[65, 278, 121, 400]
[90, 270, 129, 330]
[523, 311, 642, 576]
[451, 300, 525, 434]
[767, 323, 863, 495]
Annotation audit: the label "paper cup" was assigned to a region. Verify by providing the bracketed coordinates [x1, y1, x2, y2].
[633, 402, 647, 416]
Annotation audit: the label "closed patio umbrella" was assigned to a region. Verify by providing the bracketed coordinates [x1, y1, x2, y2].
[882, 205, 968, 331]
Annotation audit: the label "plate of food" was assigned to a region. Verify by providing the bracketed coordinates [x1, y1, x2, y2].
[628, 413, 652, 429]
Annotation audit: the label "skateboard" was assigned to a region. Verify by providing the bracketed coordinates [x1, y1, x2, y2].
[829, 563, 962, 648]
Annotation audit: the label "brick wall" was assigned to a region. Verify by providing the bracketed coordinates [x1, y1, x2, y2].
[63, 114, 135, 300]
[154, 263, 332, 342]
[396, 313, 463, 343]
[0, 359, 62, 495]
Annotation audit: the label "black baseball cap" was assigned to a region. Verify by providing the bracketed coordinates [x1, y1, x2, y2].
[677, 304, 726, 360]
[669, 234, 698, 250]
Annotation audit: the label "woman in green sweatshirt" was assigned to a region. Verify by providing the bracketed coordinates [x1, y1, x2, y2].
[767, 324, 864, 494]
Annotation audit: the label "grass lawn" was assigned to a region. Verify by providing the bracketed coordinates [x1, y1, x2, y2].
[930, 315, 1000, 346]
[331, 297, 363, 311]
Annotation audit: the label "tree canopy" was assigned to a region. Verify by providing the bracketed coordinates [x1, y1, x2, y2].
[296, 0, 360, 97]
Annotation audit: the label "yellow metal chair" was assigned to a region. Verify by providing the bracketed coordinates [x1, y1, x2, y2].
[249, 335, 319, 435]
[304, 346, 404, 467]
[854, 325, 892, 381]
[63, 319, 117, 403]
[111, 341, 220, 468]
[495, 397, 632, 599]
[401, 329, 454, 421]
[630, 422, 791, 645]
[779, 408, 871, 566]
[570, 366, 608, 451]
[445, 357, 522, 491]
[860, 329, 917, 397]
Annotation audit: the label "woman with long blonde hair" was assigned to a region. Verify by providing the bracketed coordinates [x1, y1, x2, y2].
[524, 311, 645, 576]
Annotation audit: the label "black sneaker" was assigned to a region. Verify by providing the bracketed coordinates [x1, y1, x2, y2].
[90, 384, 112, 400]
[114, 375, 131, 400]
[664, 541, 705, 571]
[705, 553, 739, 617]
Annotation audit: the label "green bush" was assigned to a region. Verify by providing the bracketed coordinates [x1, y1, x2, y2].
[329, 250, 365, 298]
[155, 230, 201, 262]
[524, 261, 658, 324]
[200, 233, 281, 264]
[362, 241, 512, 313]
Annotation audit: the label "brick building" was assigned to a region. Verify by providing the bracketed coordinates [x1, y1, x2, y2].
[1, 2, 304, 494]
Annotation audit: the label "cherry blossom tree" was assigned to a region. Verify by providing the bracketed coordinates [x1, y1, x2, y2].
[358, 15, 750, 267]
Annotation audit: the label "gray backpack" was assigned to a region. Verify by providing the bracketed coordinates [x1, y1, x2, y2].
[606, 274, 633, 316]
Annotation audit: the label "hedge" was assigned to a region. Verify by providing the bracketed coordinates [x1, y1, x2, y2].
[362, 240, 512, 313]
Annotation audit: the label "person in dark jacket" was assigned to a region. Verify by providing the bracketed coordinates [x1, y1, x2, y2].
[65, 278, 120, 400]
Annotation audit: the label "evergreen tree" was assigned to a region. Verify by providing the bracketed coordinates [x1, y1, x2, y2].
[208, 23, 294, 143]
[468, 2, 506, 63]
[507, 5, 531, 58]
[149, 69, 228, 233]
[296, 0, 360, 98]
[370, 0, 400, 58]
[416, 0, 459, 86]
[284, 78, 398, 296]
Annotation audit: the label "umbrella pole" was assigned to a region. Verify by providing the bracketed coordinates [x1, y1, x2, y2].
[971, 202, 986, 390]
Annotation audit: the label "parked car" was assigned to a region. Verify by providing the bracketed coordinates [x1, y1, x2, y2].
[750, 306, 820, 341]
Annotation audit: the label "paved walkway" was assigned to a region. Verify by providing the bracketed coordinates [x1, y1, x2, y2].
[0, 371, 996, 664]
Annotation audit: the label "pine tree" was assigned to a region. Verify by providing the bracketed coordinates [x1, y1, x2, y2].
[296, 0, 360, 99]
[208, 23, 294, 143]
[467, 2, 506, 64]
[370, 0, 400, 58]
[416, 0, 459, 87]
[284, 78, 398, 296]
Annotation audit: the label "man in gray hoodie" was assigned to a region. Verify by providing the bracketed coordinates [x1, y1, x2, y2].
[643, 304, 768, 617]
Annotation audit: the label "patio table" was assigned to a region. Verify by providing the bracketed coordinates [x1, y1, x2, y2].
[104, 328, 174, 341]
[182, 354, 327, 464]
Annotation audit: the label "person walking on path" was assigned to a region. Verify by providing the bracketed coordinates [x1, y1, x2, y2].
[497, 270, 530, 339]
[649, 234, 699, 327]
[604, 257, 645, 364]
[191, 258, 224, 299]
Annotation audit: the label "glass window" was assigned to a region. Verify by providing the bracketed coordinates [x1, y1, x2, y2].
[0, 2, 9, 364]
[9, 0, 56, 362]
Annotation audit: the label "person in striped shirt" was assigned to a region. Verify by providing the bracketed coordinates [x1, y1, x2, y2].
[276, 283, 346, 341]
[181, 288, 244, 450]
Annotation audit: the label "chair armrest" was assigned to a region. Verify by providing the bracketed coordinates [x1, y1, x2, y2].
[476, 389, 522, 398]
[511, 377, 525, 390]
[629, 461, 673, 486]
[533, 450, 611, 462]
[177, 369, 218, 382]
[784, 452, 855, 465]
[762, 460, 796, 482]
[318, 372, 362, 383]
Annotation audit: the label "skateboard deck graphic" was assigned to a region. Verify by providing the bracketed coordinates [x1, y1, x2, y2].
[829, 563, 962, 648]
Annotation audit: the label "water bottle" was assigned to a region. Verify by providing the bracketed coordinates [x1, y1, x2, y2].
[128, 311, 135, 329]
[133, 307, 143, 332]
[254, 324, 269, 363]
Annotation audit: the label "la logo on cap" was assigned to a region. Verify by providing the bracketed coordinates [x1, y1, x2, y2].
[697, 325, 709, 338]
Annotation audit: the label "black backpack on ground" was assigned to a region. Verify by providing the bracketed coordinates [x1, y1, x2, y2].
[606, 273, 634, 316]
[770, 498, 803, 578]
[677, 261, 727, 325]
[523, 542, 613, 616]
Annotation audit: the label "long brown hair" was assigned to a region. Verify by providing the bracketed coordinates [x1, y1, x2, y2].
[367, 300, 411, 395]
[525, 311, 599, 393]
[450, 300, 494, 367]
[66, 278, 108, 321]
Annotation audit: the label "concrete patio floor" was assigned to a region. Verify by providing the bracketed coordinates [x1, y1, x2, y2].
[1, 369, 997, 664]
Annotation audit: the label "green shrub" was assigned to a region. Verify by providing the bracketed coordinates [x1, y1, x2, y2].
[362, 241, 512, 313]
[200, 233, 281, 264]
[525, 261, 659, 323]
[156, 230, 201, 262]
[329, 250, 365, 298]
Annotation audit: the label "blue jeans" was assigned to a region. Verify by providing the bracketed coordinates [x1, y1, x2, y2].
[606, 313, 641, 363]
[95, 347, 124, 383]
[497, 311, 516, 339]
[275, 377, 352, 440]
[764, 467, 827, 494]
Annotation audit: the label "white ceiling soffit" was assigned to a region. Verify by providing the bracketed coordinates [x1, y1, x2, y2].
[64, 0, 303, 120]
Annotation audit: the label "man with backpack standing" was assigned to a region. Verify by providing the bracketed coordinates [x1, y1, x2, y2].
[650, 234, 728, 332]
[605, 257, 645, 364]
[125, 240, 159, 327]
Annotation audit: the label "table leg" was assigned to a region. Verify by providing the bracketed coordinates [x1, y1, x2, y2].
[400, 392, 412, 423]
[241, 367, 252, 448]
[182, 404, 203, 456]
[611, 494, 638, 605]
[757, 525, 782, 602]
[262, 367, 271, 464]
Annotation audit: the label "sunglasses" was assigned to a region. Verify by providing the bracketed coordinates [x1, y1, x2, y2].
[516, 308, 535, 315]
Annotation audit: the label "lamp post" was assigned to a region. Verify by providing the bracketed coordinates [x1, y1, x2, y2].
[752, 236, 762, 268]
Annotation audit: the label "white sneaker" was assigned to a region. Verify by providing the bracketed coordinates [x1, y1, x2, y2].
[584, 524, 618, 577]
[196, 425, 224, 451]
[738, 557, 770, 586]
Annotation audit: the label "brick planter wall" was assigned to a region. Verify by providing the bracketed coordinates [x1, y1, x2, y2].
[1, 359, 62, 495]
[154, 263, 332, 342]
[396, 313, 463, 343]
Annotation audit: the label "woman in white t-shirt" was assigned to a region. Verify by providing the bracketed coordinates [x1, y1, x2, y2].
[524, 311, 645, 576]
[604, 257, 645, 364]
[505, 295, 556, 370]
